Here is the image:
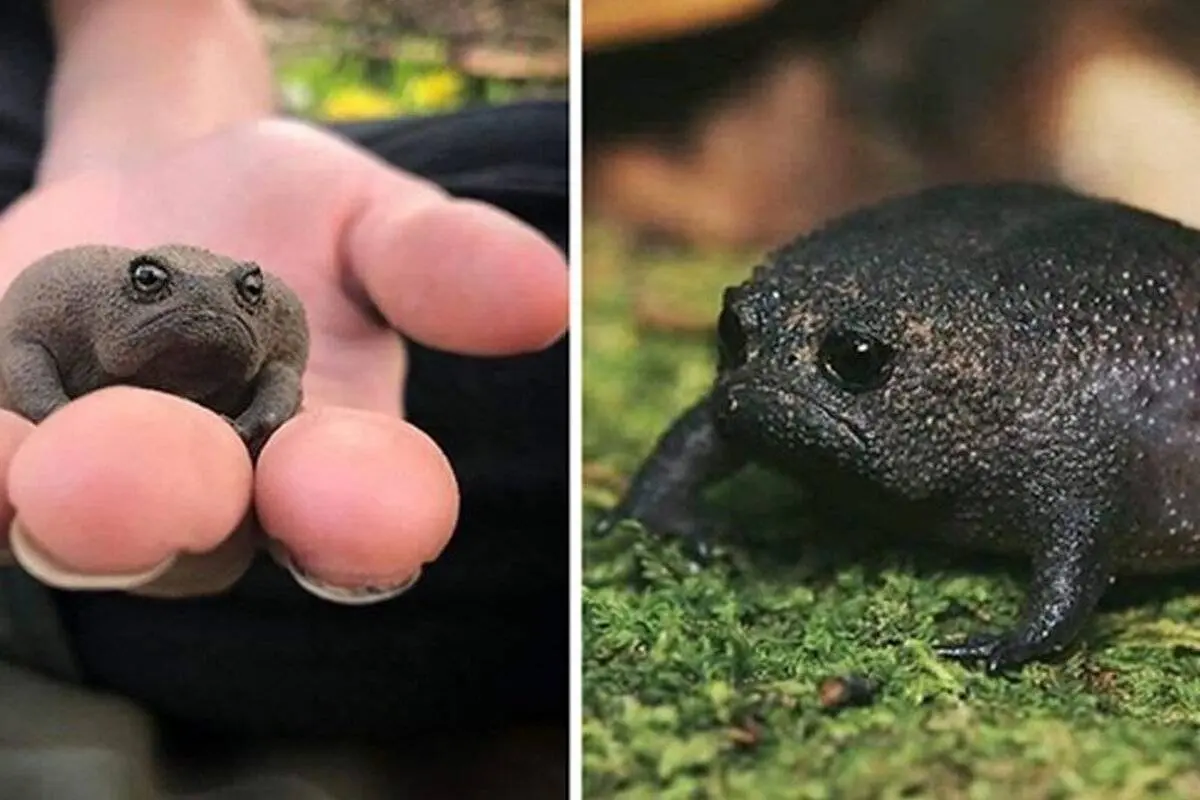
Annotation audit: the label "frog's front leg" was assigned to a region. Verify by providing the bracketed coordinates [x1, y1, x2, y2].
[231, 361, 303, 458]
[0, 340, 72, 423]
[595, 395, 745, 558]
[936, 496, 1117, 673]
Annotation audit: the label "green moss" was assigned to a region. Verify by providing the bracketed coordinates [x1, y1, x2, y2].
[581, 226, 1200, 799]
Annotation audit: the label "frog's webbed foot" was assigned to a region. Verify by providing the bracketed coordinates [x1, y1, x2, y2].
[20, 398, 69, 425]
[593, 501, 721, 565]
[594, 397, 743, 566]
[229, 398, 304, 460]
[216, 413, 265, 460]
[229, 364, 303, 460]
[230, 414, 276, 457]
[0, 341, 73, 424]
[935, 500, 1116, 674]
[935, 630, 1068, 674]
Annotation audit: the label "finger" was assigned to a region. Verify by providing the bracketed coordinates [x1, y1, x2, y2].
[255, 407, 458, 591]
[0, 411, 35, 563]
[346, 186, 568, 356]
[7, 388, 253, 584]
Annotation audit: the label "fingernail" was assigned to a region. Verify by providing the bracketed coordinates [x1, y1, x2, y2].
[9, 519, 177, 591]
[128, 521, 257, 599]
[267, 540, 422, 605]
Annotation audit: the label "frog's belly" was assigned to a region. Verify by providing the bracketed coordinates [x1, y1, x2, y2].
[893, 467, 1200, 574]
[1117, 440, 1200, 572]
[120, 360, 254, 417]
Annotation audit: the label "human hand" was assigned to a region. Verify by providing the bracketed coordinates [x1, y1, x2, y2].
[0, 118, 568, 599]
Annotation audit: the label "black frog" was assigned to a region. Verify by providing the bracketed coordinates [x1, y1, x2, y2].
[598, 183, 1200, 672]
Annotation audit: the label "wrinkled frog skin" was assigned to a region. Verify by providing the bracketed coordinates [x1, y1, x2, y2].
[599, 183, 1200, 672]
[0, 244, 309, 457]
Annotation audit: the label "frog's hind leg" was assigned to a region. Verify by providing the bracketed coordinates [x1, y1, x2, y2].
[594, 396, 745, 561]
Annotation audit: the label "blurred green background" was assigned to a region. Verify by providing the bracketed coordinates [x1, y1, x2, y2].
[253, 0, 567, 121]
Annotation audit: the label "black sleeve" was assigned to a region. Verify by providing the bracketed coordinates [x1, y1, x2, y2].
[0, 0, 52, 207]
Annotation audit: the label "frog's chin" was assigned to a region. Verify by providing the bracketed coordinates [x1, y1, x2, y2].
[98, 308, 260, 380]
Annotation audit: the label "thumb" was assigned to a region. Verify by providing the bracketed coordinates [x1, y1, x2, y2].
[342, 172, 568, 356]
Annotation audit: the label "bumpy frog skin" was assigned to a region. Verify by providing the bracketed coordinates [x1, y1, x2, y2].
[599, 183, 1200, 672]
[0, 244, 309, 457]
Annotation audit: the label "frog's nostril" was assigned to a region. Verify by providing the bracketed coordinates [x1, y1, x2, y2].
[713, 384, 743, 420]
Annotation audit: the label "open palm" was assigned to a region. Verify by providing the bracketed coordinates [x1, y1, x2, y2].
[0, 119, 568, 598]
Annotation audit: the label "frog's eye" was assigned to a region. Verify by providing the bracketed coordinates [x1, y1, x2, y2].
[236, 265, 265, 306]
[817, 326, 894, 392]
[716, 306, 748, 370]
[128, 257, 171, 298]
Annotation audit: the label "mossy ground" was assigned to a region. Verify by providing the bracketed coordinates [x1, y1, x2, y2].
[581, 224, 1200, 799]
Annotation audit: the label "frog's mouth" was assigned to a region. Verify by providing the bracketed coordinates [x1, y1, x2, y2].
[132, 307, 258, 350]
[713, 378, 869, 458]
[791, 391, 868, 449]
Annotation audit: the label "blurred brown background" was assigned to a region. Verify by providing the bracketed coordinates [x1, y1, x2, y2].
[584, 0, 1200, 250]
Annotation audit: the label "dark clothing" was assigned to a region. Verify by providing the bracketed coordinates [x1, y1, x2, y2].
[0, 2, 568, 742]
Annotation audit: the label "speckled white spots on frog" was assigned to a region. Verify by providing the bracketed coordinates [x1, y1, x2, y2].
[713, 182, 1200, 573]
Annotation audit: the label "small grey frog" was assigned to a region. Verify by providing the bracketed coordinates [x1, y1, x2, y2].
[598, 183, 1200, 672]
[0, 244, 309, 456]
